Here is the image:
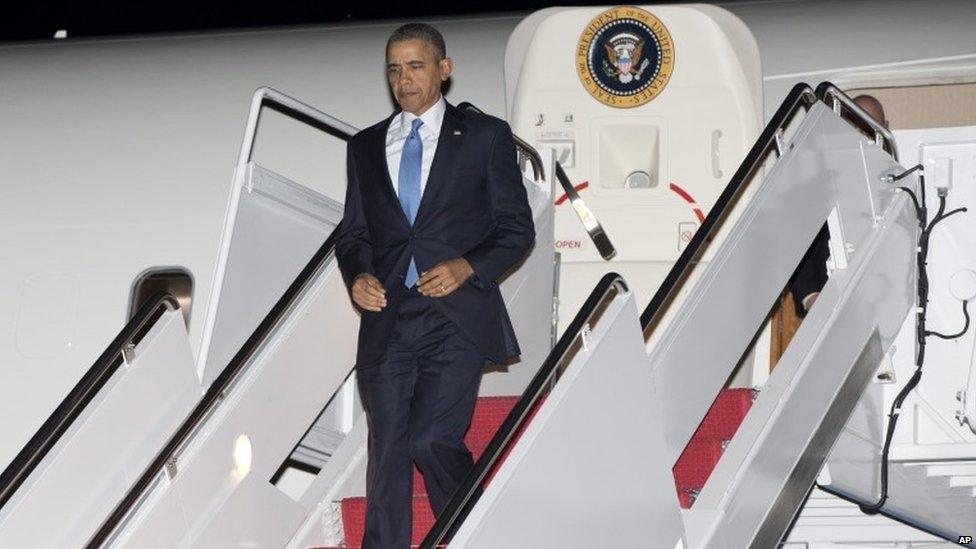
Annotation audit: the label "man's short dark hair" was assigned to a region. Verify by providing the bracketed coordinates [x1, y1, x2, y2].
[387, 23, 447, 60]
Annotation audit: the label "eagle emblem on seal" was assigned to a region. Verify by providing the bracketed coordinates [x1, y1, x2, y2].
[576, 6, 675, 108]
[603, 34, 650, 84]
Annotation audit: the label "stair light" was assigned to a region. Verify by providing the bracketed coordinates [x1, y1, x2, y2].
[233, 434, 252, 478]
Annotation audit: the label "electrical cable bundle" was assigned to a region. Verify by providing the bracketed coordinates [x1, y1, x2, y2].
[859, 164, 968, 513]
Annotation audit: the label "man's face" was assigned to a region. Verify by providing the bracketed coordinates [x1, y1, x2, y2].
[386, 38, 452, 115]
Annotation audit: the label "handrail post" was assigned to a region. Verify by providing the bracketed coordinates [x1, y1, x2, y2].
[815, 82, 899, 161]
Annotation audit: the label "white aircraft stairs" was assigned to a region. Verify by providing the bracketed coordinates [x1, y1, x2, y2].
[0, 83, 972, 549]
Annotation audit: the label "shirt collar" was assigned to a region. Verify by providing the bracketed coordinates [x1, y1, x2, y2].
[400, 95, 446, 139]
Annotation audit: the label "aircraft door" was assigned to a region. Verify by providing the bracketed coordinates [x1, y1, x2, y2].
[505, 4, 762, 332]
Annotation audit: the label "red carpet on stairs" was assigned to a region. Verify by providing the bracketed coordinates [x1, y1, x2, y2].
[321, 389, 753, 547]
[672, 388, 754, 508]
[336, 396, 519, 549]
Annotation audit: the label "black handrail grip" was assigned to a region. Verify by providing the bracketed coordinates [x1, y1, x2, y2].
[87, 229, 340, 547]
[0, 291, 180, 511]
[554, 162, 616, 260]
[420, 272, 626, 548]
[640, 82, 817, 329]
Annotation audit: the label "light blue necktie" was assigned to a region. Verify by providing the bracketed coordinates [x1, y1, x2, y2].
[398, 118, 423, 287]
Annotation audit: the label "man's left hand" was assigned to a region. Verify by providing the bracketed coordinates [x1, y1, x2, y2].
[417, 258, 475, 297]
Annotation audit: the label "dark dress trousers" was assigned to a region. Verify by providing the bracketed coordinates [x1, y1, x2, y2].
[335, 102, 534, 549]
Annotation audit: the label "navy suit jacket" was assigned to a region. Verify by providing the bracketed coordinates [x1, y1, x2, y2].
[336, 101, 535, 368]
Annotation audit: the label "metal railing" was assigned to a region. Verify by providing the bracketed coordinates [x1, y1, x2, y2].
[816, 82, 899, 161]
[641, 82, 819, 329]
[196, 86, 358, 375]
[419, 272, 627, 548]
[0, 292, 180, 511]
[419, 83, 820, 547]
[88, 87, 356, 547]
[88, 229, 340, 547]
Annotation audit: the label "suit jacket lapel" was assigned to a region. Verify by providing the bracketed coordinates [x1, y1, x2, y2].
[369, 111, 411, 227]
[415, 102, 467, 225]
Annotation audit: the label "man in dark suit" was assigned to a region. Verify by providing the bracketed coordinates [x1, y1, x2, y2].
[789, 95, 888, 316]
[335, 22, 534, 548]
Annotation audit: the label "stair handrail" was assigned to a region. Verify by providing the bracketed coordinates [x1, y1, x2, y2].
[239, 86, 359, 166]
[815, 82, 898, 161]
[87, 231, 341, 548]
[420, 271, 627, 548]
[456, 102, 617, 260]
[640, 82, 818, 330]
[196, 86, 359, 376]
[0, 292, 180, 512]
[87, 88, 355, 548]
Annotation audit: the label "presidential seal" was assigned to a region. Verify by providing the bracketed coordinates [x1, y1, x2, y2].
[576, 6, 675, 108]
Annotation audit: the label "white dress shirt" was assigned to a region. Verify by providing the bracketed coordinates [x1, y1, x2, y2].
[386, 96, 446, 197]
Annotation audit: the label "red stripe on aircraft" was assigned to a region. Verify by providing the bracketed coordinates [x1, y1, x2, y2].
[554, 181, 589, 206]
[669, 182, 706, 223]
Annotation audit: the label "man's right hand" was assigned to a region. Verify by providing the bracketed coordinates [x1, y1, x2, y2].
[802, 292, 820, 313]
[352, 273, 387, 312]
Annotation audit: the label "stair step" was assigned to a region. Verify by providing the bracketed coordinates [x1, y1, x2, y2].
[341, 495, 435, 547]
[673, 437, 724, 489]
[926, 463, 976, 477]
[670, 388, 755, 508]
[339, 395, 527, 545]
[335, 385, 741, 544]
[410, 396, 519, 495]
[694, 388, 754, 439]
[676, 488, 696, 509]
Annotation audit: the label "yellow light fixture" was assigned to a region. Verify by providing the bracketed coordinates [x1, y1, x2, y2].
[233, 434, 252, 478]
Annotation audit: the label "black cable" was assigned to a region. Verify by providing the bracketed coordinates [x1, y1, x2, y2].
[926, 300, 970, 340]
[891, 164, 923, 182]
[896, 187, 922, 220]
[859, 167, 969, 513]
[928, 207, 967, 232]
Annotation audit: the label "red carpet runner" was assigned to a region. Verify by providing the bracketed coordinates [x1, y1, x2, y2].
[319, 389, 753, 547]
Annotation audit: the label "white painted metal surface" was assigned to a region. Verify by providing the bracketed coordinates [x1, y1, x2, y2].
[451, 288, 686, 548]
[196, 163, 343, 386]
[891, 125, 976, 442]
[197, 87, 351, 387]
[0, 308, 199, 546]
[810, 125, 976, 545]
[108, 249, 358, 547]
